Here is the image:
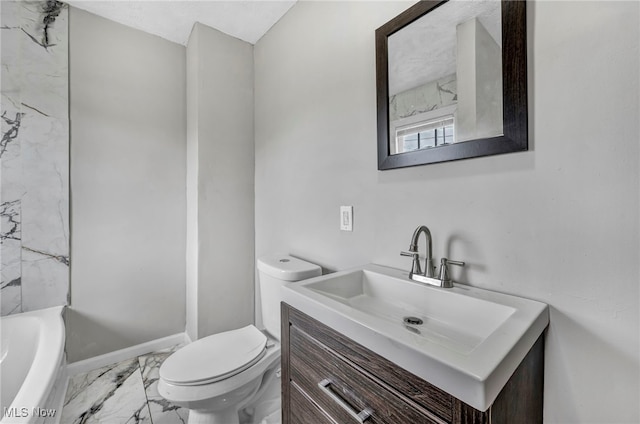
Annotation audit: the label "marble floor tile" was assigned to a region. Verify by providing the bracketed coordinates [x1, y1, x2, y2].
[61, 358, 152, 424]
[61, 343, 282, 424]
[138, 345, 189, 424]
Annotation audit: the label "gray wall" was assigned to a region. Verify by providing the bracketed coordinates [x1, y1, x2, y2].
[254, 1, 639, 423]
[186, 23, 255, 340]
[68, 8, 186, 362]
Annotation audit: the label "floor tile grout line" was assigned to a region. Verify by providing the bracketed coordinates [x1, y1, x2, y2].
[136, 354, 155, 424]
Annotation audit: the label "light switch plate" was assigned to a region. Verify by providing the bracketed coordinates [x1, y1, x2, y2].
[340, 206, 353, 231]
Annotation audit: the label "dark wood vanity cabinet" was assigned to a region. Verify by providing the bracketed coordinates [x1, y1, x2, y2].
[281, 303, 544, 424]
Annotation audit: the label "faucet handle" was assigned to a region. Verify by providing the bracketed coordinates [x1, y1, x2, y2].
[438, 258, 465, 288]
[400, 250, 422, 276]
[442, 258, 465, 267]
[400, 250, 419, 258]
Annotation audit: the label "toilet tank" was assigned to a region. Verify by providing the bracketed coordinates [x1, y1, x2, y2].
[257, 255, 321, 340]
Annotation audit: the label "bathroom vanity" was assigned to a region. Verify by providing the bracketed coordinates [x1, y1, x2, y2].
[281, 304, 543, 424]
[279, 263, 548, 424]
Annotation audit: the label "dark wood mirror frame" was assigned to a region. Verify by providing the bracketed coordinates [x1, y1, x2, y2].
[376, 0, 528, 170]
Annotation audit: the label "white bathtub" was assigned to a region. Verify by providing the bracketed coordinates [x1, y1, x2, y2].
[1, 306, 66, 424]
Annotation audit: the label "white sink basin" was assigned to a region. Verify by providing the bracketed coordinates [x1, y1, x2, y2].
[281, 263, 548, 411]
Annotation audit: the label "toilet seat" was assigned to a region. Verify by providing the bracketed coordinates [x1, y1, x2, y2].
[160, 325, 267, 386]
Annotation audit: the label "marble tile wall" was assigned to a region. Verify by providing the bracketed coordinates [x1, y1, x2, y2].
[1, 0, 69, 315]
[389, 74, 457, 122]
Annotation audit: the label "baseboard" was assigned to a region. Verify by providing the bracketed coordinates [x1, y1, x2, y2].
[67, 332, 188, 377]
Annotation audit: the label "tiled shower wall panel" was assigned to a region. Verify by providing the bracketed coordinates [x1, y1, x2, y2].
[1, 1, 69, 315]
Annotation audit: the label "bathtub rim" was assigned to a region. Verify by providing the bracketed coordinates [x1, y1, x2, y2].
[1, 305, 65, 423]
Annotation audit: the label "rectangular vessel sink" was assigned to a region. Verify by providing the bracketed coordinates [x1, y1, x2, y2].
[281, 263, 549, 411]
[306, 269, 516, 354]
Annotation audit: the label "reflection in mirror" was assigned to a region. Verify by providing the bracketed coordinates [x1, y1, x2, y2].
[388, 0, 503, 155]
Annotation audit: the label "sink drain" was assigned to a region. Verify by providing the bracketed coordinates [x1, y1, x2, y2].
[403, 316, 423, 326]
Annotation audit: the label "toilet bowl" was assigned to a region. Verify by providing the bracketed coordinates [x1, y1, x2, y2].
[158, 254, 322, 424]
[158, 325, 281, 424]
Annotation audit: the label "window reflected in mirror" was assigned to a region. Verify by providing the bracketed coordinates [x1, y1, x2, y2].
[392, 106, 456, 154]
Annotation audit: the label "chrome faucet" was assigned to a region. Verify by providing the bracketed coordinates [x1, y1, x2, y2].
[400, 225, 464, 288]
[400, 225, 435, 278]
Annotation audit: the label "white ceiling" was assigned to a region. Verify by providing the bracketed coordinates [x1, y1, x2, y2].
[65, 0, 297, 45]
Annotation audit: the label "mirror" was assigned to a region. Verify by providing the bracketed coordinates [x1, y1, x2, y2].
[376, 0, 528, 170]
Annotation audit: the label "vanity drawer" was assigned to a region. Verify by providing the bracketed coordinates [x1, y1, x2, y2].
[290, 325, 447, 424]
[286, 306, 453, 422]
[290, 381, 336, 424]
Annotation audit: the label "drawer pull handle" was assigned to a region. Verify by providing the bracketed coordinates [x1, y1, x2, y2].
[318, 378, 372, 423]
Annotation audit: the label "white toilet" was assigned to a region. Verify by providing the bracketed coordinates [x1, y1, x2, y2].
[158, 254, 321, 424]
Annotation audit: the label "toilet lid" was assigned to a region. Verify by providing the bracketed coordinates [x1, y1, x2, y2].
[160, 325, 267, 386]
